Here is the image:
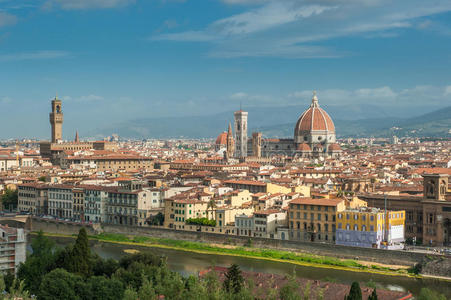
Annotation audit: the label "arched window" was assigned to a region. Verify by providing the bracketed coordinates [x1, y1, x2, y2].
[354, 224, 358, 231]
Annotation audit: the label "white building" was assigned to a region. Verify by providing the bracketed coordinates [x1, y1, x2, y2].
[0, 225, 26, 273]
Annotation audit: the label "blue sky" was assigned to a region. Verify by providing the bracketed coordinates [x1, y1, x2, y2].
[1, 0, 451, 139]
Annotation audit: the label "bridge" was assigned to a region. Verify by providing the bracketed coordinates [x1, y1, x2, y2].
[0, 214, 32, 230]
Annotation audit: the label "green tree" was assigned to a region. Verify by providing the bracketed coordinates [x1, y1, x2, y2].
[138, 276, 156, 300]
[1, 188, 18, 211]
[3, 271, 14, 293]
[368, 288, 378, 300]
[8, 278, 31, 300]
[92, 256, 119, 277]
[148, 212, 164, 226]
[123, 287, 138, 300]
[203, 269, 222, 300]
[417, 288, 447, 300]
[0, 274, 5, 295]
[70, 227, 91, 276]
[17, 231, 57, 294]
[38, 268, 85, 300]
[345, 282, 362, 300]
[279, 274, 301, 300]
[223, 264, 244, 294]
[84, 276, 125, 300]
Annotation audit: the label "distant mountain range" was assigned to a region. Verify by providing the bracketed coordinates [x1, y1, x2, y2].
[97, 105, 451, 139]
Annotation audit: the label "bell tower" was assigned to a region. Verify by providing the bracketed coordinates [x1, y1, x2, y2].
[234, 109, 248, 158]
[49, 96, 63, 143]
[423, 174, 448, 201]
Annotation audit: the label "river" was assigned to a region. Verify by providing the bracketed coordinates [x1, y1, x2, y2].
[41, 236, 451, 298]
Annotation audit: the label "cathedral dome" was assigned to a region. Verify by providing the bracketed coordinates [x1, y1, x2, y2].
[328, 143, 342, 151]
[294, 92, 335, 134]
[215, 132, 227, 145]
[296, 143, 311, 151]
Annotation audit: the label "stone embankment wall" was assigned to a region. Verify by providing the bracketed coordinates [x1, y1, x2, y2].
[31, 217, 443, 267]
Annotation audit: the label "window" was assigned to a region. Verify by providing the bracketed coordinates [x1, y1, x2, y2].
[346, 224, 350, 230]
[304, 212, 307, 219]
[354, 224, 358, 231]
[346, 214, 350, 220]
[338, 213, 342, 219]
[370, 225, 374, 231]
[370, 215, 374, 221]
[354, 214, 358, 220]
[317, 214, 321, 221]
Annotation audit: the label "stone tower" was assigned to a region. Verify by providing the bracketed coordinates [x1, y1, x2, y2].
[49, 96, 63, 143]
[226, 123, 235, 159]
[423, 174, 448, 201]
[252, 132, 262, 158]
[234, 109, 248, 158]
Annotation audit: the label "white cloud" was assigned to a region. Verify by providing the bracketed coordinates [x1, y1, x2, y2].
[43, 0, 135, 10]
[0, 97, 12, 104]
[289, 85, 451, 107]
[230, 92, 248, 99]
[444, 86, 451, 96]
[0, 12, 17, 27]
[212, 3, 333, 35]
[0, 50, 70, 62]
[153, 0, 451, 58]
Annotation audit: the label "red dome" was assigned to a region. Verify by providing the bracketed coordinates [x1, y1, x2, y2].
[328, 143, 341, 151]
[297, 143, 311, 151]
[295, 94, 335, 134]
[215, 132, 227, 145]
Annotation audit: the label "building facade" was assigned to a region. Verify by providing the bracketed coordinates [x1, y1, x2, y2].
[0, 225, 26, 273]
[288, 198, 344, 243]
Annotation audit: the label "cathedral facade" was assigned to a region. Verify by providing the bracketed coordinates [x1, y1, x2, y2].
[216, 92, 342, 159]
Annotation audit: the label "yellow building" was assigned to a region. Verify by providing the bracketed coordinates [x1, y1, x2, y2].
[288, 197, 346, 243]
[336, 207, 405, 249]
[163, 198, 208, 229]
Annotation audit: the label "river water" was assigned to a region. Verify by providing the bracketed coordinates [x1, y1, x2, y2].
[44, 236, 450, 297]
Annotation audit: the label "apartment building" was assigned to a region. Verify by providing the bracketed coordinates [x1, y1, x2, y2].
[84, 186, 108, 223]
[163, 198, 208, 229]
[17, 182, 48, 215]
[48, 185, 74, 219]
[0, 225, 26, 273]
[253, 209, 287, 239]
[335, 207, 405, 249]
[288, 198, 346, 243]
[73, 187, 85, 221]
[105, 180, 152, 226]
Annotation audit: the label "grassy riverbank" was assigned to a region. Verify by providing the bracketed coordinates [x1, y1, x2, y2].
[34, 231, 423, 278]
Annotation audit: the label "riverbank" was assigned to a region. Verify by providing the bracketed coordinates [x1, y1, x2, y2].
[33, 231, 434, 280]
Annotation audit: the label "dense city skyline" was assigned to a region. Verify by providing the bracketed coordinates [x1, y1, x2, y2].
[1, 0, 451, 139]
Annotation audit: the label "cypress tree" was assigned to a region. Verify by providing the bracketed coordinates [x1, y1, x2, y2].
[223, 264, 244, 294]
[368, 288, 378, 300]
[345, 281, 362, 300]
[71, 228, 91, 276]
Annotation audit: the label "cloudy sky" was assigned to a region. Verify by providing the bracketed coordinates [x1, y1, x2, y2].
[1, 0, 451, 138]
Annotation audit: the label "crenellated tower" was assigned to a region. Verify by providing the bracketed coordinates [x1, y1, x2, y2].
[49, 96, 63, 143]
